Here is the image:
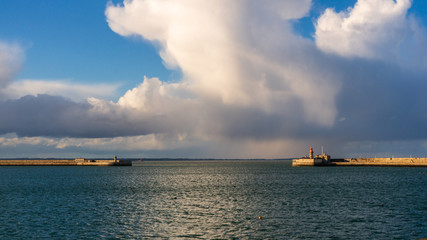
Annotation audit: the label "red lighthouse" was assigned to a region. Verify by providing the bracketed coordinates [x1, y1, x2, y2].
[309, 147, 314, 159]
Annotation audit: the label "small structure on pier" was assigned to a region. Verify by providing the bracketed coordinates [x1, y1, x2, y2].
[292, 147, 331, 166]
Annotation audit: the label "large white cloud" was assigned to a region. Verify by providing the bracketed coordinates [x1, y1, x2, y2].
[315, 0, 427, 68]
[106, 0, 337, 127]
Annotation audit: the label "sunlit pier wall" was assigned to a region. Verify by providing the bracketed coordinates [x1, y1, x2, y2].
[0, 158, 132, 166]
[293, 157, 427, 167]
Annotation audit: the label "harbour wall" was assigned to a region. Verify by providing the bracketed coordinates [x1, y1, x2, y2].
[291, 158, 324, 167]
[332, 158, 427, 167]
[0, 159, 132, 166]
[292, 157, 427, 167]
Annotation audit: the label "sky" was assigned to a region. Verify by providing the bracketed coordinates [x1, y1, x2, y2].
[0, 0, 427, 159]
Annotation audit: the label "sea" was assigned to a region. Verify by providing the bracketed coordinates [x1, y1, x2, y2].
[0, 160, 426, 239]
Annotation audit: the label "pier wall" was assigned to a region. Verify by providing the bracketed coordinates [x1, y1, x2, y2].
[0, 159, 132, 166]
[291, 158, 324, 167]
[334, 158, 427, 167]
[293, 157, 427, 167]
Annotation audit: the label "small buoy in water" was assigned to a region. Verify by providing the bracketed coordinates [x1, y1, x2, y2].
[258, 216, 262, 220]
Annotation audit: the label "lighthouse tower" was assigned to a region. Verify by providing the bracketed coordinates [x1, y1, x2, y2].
[309, 147, 314, 159]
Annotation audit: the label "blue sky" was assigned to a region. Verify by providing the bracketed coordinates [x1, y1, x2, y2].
[0, 0, 426, 158]
[0, 0, 169, 98]
[0, 0, 175, 97]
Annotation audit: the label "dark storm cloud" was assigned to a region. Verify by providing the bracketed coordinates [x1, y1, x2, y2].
[333, 59, 427, 141]
[0, 94, 167, 138]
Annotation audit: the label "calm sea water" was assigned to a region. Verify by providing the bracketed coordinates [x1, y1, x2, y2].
[0, 160, 425, 239]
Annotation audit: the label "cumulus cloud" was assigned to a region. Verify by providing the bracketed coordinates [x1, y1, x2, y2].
[106, 0, 339, 127]
[315, 0, 427, 68]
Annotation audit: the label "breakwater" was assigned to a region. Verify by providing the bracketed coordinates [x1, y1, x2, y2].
[0, 158, 132, 166]
[292, 157, 427, 167]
